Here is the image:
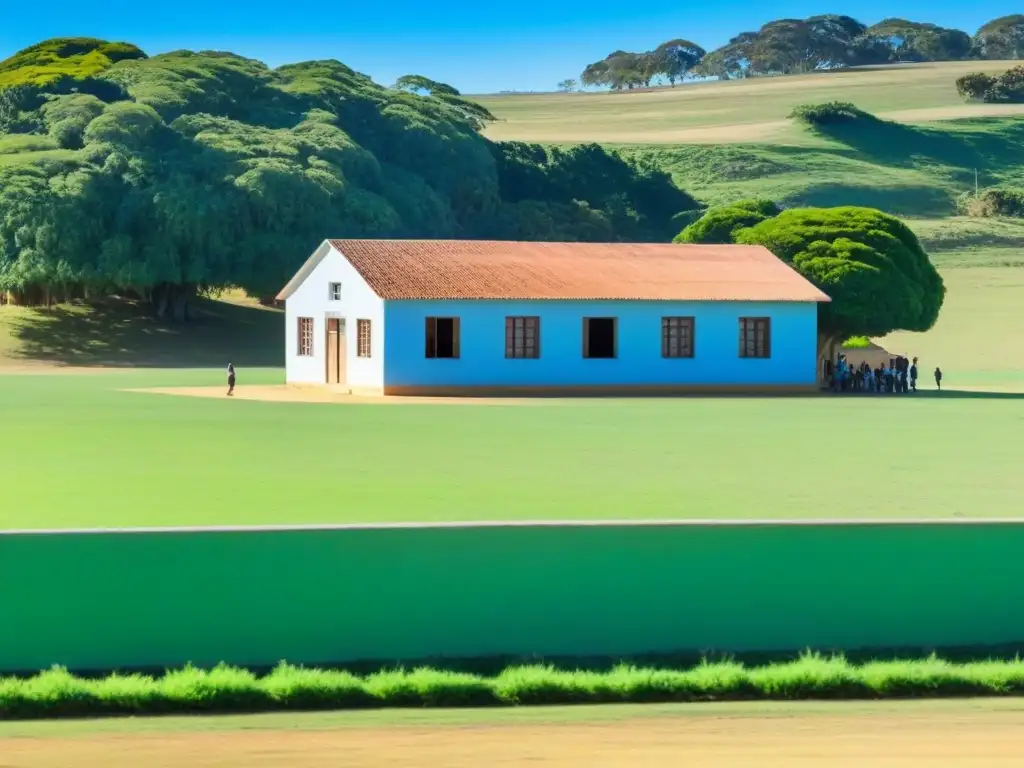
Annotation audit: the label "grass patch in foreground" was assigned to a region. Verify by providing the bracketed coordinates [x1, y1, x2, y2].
[5, 655, 1024, 719]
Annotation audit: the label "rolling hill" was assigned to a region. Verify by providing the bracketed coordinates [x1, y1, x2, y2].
[473, 62, 1021, 145]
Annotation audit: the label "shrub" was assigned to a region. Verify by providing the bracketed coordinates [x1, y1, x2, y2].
[956, 72, 997, 100]
[985, 65, 1024, 103]
[956, 65, 1024, 104]
[4, 655, 1024, 719]
[788, 102, 874, 126]
[957, 188, 1024, 218]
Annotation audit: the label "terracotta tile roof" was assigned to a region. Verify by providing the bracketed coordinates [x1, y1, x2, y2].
[279, 239, 831, 302]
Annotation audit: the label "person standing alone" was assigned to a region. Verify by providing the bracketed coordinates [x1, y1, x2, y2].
[227, 363, 236, 396]
[934, 366, 942, 391]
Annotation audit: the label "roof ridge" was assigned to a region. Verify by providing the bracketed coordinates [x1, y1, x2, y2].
[278, 238, 831, 303]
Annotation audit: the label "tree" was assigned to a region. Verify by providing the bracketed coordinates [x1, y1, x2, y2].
[733, 207, 945, 357]
[580, 38, 706, 90]
[0, 39, 695, 314]
[393, 74, 461, 96]
[673, 199, 781, 244]
[556, 79, 578, 92]
[696, 16, 869, 79]
[865, 19, 972, 62]
[652, 39, 706, 85]
[974, 15, 1024, 60]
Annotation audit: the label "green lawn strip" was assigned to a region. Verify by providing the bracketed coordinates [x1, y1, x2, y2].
[1, 265, 1022, 529]
[4, 655, 1024, 720]
[3, 697, 1024, 738]
[2, 370, 1024, 527]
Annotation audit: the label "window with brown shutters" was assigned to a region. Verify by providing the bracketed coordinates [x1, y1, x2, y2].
[505, 316, 540, 359]
[357, 319, 372, 358]
[739, 317, 771, 359]
[425, 317, 461, 358]
[661, 317, 695, 358]
[297, 317, 314, 356]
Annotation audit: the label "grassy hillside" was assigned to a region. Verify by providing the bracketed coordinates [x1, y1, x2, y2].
[475, 62, 1021, 145]
[617, 117, 1024, 219]
[0, 292, 282, 369]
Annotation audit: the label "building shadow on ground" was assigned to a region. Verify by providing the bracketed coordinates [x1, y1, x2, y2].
[7, 298, 283, 368]
[922, 389, 1024, 400]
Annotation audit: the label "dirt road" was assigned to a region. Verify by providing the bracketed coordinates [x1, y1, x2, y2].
[3, 707, 1023, 767]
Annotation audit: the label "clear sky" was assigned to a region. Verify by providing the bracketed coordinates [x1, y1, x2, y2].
[0, 1, 1017, 94]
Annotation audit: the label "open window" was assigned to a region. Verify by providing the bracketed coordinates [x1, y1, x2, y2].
[425, 317, 460, 359]
[583, 317, 617, 359]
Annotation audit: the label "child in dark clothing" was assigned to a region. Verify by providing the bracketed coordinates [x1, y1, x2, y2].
[934, 367, 942, 391]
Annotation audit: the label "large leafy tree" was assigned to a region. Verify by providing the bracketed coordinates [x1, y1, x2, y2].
[864, 19, 972, 62]
[974, 16, 1024, 60]
[580, 39, 704, 90]
[652, 40, 706, 85]
[696, 16, 871, 78]
[675, 205, 945, 357]
[0, 38, 693, 315]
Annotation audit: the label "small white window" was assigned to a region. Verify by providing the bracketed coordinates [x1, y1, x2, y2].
[329, 282, 342, 301]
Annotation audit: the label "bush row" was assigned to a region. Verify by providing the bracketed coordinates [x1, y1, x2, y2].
[5, 654, 1024, 719]
[956, 66, 1024, 103]
[958, 187, 1024, 218]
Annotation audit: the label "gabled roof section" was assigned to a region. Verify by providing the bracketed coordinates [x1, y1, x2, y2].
[277, 239, 831, 303]
[276, 240, 332, 301]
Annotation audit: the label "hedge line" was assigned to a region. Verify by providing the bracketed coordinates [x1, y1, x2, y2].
[4, 654, 1024, 719]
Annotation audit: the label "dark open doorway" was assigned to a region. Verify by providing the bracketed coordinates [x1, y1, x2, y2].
[584, 317, 617, 359]
[426, 317, 460, 358]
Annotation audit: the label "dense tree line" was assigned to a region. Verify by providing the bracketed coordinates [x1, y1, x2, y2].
[0, 38, 696, 317]
[576, 14, 1024, 89]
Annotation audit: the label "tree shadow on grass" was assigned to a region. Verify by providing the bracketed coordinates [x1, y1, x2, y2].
[8, 297, 283, 368]
[788, 182, 955, 217]
[809, 117, 1024, 177]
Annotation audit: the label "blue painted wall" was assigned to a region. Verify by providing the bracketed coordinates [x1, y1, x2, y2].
[382, 300, 820, 388]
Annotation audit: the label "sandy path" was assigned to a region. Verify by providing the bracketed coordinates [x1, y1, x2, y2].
[3, 711, 1023, 767]
[123, 385, 553, 406]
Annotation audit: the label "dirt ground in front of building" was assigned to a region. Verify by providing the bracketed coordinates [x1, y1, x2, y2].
[124, 385, 554, 406]
[3, 710, 1023, 767]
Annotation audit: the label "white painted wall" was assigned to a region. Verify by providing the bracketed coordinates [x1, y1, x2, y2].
[284, 243, 385, 390]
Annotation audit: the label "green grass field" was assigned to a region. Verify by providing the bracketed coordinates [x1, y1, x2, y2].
[1, 261, 1022, 530]
[475, 62, 1022, 146]
[1, 63, 1021, 532]
[2, 258, 1023, 530]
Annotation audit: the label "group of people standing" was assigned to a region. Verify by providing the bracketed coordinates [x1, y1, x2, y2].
[829, 354, 943, 394]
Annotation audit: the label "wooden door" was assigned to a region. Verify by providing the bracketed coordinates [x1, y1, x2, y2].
[326, 318, 346, 385]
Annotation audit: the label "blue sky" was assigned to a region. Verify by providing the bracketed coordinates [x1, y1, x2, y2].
[0, 1, 1017, 94]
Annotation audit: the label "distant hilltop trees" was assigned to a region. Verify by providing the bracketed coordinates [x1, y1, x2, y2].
[574, 14, 1024, 90]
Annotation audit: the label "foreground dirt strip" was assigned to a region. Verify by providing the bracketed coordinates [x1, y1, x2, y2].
[3, 712, 1024, 767]
[124, 385, 555, 406]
